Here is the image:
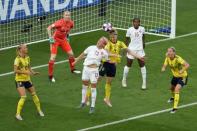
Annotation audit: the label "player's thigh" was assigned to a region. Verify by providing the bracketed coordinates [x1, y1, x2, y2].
[61, 41, 73, 56]
[90, 69, 99, 85]
[137, 50, 146, 67]
[82, 67, 90, 82]
[105, 63, 116, 78]
[126, 57, 134, 67]
[15, 81, 26, 96]
[50, 42, 59, 56]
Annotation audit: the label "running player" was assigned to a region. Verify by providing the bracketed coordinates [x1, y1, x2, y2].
[161, 47, 189, 113]
[47, 11, 80, 82]
[73, 37, 108, 114]
[122, 18, 147, 89]
[99, 29, 144, 107]
[14, 44, 44, 120]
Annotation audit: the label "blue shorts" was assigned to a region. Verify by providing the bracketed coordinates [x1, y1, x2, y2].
[99, 62, 116, 77]
[15, 81, 33, 89]
[171, 76, 188, 87]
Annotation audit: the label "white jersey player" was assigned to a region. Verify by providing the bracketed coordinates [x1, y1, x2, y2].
[122, 18, 147, 90]
[72, 37, 108, 114]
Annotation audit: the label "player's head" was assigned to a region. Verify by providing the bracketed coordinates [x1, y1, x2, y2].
[63, 11, 71, 21]
[16, 43, 28, 56]
[109, 28, 118, 43]
[167, 47, 176, 59]
[97, 37, 108, 48]
[132, 18, 140, 29]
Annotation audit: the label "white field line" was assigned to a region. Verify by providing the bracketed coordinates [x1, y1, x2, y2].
[0, 32, 197, 77]
[77, 102, 197, 131]
[0, 60, 68, 77]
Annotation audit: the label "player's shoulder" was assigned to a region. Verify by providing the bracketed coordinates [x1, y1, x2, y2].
[139, 26, 145, 29]
[127, 27, 134, 31]
[175, 55, 184, 61]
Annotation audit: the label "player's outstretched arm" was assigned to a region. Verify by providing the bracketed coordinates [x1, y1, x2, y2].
[126, 48, 144, 61]
[161, 65, 167, 72]
[28, 66, 40, 75]
[14, 65, 31, 75]
[47, 24, 55, 44]
[72, 52, 85, 66]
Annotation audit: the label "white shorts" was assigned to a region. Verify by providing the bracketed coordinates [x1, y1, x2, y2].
[82, 66, 99, 84]
[127, 50, 145, 59]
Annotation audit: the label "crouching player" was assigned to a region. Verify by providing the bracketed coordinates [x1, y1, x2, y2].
[99, 29, 144, 107]
[14, 44, 44, 120]
[73, 37, 108, 114]
[161, 47, 189, 113]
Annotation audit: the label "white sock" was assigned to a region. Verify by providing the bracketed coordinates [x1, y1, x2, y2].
[123, 66, 130, 80]
[81, 85, 88, 103]
[141, 66, 146, 85]
[91, 88, 97, 108]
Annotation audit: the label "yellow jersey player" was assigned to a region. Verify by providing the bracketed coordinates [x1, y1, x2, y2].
[161, 47, 189, 113]
[14, 44, 44, 120]
[99, 29, 144, 107]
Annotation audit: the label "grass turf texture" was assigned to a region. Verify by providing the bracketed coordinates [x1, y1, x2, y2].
[0, 0, 197, 131]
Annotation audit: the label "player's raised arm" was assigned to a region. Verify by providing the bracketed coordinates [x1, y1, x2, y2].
[73, 52, 86, 66]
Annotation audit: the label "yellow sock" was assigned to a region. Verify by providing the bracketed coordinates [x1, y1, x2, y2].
[16, 96, 26, 115]
[32, 93, 41, 112]
[86, 86, 91, 102]
[173, 93, 180, 109]
[105, 83, 111, 100]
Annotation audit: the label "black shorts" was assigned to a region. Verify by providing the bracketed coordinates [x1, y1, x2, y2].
[171, 76, 188, 87]
[15, 81, 33, 89]
[99, 62, 116, 77]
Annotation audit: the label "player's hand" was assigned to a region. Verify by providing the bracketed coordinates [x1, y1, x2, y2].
[161, 67, 166, 72]
[139, 57, 145, 62]
[72, 61, 76, 66]
[49, 37, 55, 44]
[25, 70, 32, 75]
[33, 72, 40, 75]
[179, 70, 184, 74]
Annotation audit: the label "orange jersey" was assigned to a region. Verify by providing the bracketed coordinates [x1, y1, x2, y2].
[53, 19, 74, 40]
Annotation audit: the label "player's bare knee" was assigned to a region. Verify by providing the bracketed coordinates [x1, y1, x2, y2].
[91, 83, 97, 88]
[82, 81, 89, 86]
[50, 55, 56, 61]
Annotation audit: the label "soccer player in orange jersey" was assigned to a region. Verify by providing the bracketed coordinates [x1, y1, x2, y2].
[47, 11, 80, 82]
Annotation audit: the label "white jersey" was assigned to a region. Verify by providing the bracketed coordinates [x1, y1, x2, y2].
[83, 45, 108, 66]
[126, 26, 145, 50]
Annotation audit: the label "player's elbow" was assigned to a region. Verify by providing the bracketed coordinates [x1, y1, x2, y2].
[186, 63, 190, 69]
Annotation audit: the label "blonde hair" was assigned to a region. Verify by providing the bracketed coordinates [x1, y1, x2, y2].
[16, 43, 25, 56]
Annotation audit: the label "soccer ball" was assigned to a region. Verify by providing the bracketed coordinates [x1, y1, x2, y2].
[102, 23, 112, 32]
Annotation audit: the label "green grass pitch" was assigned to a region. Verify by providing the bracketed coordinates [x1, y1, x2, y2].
[0, 0, 197, 131]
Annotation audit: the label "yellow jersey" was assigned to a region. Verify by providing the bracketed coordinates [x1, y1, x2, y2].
[14, 56, 31, 81]
[164, 55, 187, 77]
[105, 40, 127, 63]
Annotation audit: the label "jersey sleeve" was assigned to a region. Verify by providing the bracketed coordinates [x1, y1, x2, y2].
[14, 58, 19, 66]
[70, 21, 74, 28]
[142, 27, 145, 34]
[163, 57, 168, 66]
[104, 42, 111, 51]
[84, 46, 91, 55]
[177, 56, 185, 65]
[52, 20, 61, 28]
[120, 41, 127, 49]
[103, 50, 109, 60]
[126, 28, 131, 37]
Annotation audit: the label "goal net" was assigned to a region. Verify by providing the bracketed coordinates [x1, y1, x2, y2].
[0, 0, 176, 50]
